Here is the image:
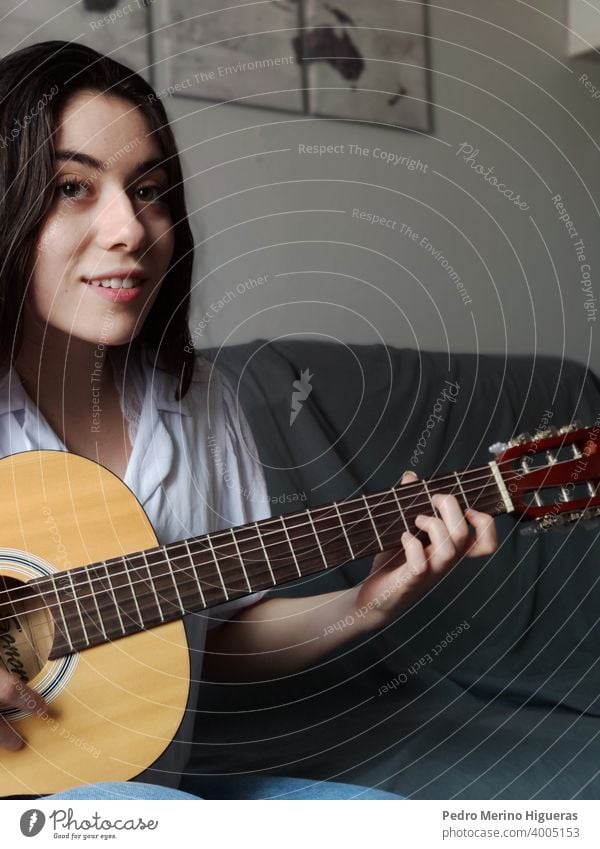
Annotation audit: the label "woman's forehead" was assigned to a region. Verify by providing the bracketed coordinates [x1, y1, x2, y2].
[54, 90, 161, 169]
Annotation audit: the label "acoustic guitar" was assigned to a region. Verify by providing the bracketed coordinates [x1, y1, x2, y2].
[1, 422, 599, 795]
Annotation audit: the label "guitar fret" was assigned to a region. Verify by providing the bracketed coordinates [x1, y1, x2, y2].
[454, 472, 470, 511]
[332, 501, 355, 559]
[230, 528, 252, 592]
[98, 560, 127, 634]
[67, 570, 89, 647]
[123, 555, 144, 630]
[50, 578, 74, 653]
[183, 539, 206, 607]
[307, 510, 328, 568]
[363, 494, 383, 550]
[102, 562, 126, 636]
[254, 521, 276, 585]
[421, 479, 439, 517]
[391, 486, 410, 532]
[143, 549, 190, 617]
[206, 533, 229, 600]
[141, 550, 165, 623]
[280, 516, 302, 577]
[163, 545, 185, 614]
[96, 560, 138, 635]
[85, 567, 108, 643]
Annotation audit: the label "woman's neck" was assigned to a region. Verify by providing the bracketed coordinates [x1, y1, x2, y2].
[17, 330, 114, 407]
[13, 322, 135, 477]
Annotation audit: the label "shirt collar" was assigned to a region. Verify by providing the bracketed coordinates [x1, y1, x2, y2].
[0, 366, 29, 416]
[113, 341, 196, 417]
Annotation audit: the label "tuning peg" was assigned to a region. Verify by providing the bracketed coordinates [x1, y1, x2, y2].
[557, 420, 585, 434]
[520, 514, 570, 535]
[489, 422, 589, 455]
[529, 512, 566, 532]
[533, 425, 559, 440]
[520, 516, 568, 534]
[507, 432, 533, 447]
[536, 513, 562, 531]
[558, 422, 580, 434]
[529, 506, 600, 534]
[575, 506, 600, 523]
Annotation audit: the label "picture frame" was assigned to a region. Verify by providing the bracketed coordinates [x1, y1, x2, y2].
[151, 0, 433, 133]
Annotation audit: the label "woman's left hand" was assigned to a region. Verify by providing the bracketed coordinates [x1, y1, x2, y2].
[353, 471, 498, 630]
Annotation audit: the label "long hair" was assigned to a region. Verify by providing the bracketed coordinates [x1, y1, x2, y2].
[0, 40, 195, 399]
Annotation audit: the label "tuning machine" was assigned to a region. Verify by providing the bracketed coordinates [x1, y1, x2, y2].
[521, 505, 600, 535]
[488, 431, 534, 455]
[534, 420, 584, 440]
[489, 421, 585, 457]
[558, 420, 584, 435]
[507, 431, 533, 448]
[520, 515, 571, 535]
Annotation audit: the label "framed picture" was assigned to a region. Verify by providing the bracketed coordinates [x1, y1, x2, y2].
[300, 0, 432, 132]
[0, 0, 152, 81]
[152, 0, 304, 113]
[152, 0, 432, 132]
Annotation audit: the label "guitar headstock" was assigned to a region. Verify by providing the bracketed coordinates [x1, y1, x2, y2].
[489, 421, 600, 530]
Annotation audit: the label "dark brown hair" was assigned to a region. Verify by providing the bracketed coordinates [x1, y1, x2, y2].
[0, 40, 195, 399]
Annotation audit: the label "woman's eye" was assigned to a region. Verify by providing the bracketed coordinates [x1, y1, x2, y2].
[135, 184, 166, 203]
[55, 179, 88, 199]
[56, 180, 166, 203]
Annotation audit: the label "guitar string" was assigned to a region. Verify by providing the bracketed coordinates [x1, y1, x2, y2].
[8, 490, 507, 651]
[0, 464, 507, 612]
[0, 485, 507, 627]
[0, 453, 586, 620]
[0, 464, 505, 595]
[0, 457, 579, 623]
[0, 477, 585, 636]
[9, 472, 592, 651]
[0, 483, 506, 630]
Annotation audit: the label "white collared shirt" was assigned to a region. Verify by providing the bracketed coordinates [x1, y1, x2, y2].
[0, 341, 271, 786]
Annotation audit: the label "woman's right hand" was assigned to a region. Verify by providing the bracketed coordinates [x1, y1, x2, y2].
[0, 670, 46, 751]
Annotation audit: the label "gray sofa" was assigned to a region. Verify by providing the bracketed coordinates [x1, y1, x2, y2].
[184, 340, 600, 800]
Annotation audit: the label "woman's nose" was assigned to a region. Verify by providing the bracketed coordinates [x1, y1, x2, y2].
[94, 188, 146, 252]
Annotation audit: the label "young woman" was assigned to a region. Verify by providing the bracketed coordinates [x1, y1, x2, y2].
[0, 41, 498, 801]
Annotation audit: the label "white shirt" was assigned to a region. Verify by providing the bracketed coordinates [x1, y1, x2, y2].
[0, 341, 271, 787]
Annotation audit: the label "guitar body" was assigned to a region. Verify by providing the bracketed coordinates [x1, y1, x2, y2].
[0, 450, 189, 797]
[0, 421, 598, 797]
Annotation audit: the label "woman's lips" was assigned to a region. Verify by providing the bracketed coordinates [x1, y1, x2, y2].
[83, 277, 147, 302]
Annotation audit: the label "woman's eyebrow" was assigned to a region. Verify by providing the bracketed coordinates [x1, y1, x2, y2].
[54, 149, 168, 179]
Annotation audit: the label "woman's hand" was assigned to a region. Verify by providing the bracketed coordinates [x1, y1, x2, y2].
[0, 670, 46, 751]
[354, 471, 498, 630]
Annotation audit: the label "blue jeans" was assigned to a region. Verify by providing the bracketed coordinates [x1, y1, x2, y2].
[47, 775, 402, 800]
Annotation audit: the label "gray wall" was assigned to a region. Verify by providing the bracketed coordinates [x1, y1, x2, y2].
[162, 0, 600, 372]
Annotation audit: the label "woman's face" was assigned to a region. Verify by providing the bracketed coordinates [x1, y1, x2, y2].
[29, 89, 175, 347]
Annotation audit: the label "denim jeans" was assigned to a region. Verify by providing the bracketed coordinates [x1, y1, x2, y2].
[46, 775, 402, 800]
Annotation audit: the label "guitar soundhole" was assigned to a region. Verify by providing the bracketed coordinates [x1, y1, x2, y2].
[0, 577, 53, 684]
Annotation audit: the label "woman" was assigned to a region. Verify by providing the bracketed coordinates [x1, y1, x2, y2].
[0, 41, 497, 800]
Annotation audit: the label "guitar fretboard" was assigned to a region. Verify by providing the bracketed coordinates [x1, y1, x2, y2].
[29, 466, 506, 659]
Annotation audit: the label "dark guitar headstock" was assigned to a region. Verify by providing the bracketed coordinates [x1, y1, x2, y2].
[489, 422, 600, 531]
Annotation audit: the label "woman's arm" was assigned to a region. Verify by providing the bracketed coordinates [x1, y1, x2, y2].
[203, 587, 369, 681]
[203, 473, 498, 682]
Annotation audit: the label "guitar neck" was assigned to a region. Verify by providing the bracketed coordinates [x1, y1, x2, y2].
[38, 462, 508, 659]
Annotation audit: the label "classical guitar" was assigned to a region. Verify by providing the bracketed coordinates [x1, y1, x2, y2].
[1, 422, 599, 795]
